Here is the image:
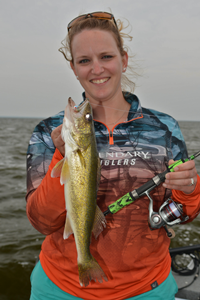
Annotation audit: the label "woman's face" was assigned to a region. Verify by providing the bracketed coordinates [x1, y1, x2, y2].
[70, 29, 128, 104]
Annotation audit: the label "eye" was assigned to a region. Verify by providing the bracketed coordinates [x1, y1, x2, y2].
[102, 55, 113, 59]
[79, 59, 89, 64]
[85, 113, 92, 122]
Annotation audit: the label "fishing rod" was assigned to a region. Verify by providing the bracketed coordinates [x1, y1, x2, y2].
[103, 151, 200, 237]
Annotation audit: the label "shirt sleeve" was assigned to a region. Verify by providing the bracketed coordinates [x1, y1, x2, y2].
[26, 116, 65, 235]
[26, 120, 56, 199]
[170, 120, 188, 160]
[172, 174, 200, 222]
[169, 121, 200, 221]
[26, 148, 66, 235]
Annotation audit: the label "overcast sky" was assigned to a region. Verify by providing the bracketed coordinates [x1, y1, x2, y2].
[1, 0, 200, 121]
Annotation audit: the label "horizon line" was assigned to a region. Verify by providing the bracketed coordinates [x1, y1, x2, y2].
[0, 116, 199, 122]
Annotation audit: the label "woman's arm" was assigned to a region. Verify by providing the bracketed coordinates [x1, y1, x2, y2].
[164, 120, 200, 221]
[26, 119, 66, 235]
[26, 148, 66, 235]
[163, 159, 200, 221]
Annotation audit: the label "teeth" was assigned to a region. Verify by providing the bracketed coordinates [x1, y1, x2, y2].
[92, 78, 109, 84]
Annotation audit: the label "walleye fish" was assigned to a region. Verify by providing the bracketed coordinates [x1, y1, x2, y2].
[51, 97, 107, 287]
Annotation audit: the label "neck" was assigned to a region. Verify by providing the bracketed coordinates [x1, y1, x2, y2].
[87, 94, 131, 131]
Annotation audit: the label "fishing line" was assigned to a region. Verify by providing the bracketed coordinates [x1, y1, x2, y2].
[74, 102, 141, 121]
[89, 103, 139, 114]
[75, 98, 141, 114]
[76, 105, 139, 114]
[89, 102, 130, 112]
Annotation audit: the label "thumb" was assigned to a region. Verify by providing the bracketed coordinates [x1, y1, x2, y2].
[168, 159, 175, 166]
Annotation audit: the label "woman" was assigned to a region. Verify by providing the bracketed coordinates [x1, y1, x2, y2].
[26, 12, 200, 300]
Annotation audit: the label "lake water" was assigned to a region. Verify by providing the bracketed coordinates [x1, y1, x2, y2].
[0, 118, 199, 300]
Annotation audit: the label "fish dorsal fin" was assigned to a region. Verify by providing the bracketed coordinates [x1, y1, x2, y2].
[51, 158, 65, 178]
[60, 157, 70, 185]
[92, 206, 107, 239]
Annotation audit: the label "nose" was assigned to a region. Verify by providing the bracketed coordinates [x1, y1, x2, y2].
[91, 59, 104, 75]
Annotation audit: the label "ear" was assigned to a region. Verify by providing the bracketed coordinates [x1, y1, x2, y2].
[122, 51, 128, 71]
[70, 61, 77, 77]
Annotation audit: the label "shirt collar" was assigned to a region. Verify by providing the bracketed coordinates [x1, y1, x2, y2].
[81, 91, 143, 121]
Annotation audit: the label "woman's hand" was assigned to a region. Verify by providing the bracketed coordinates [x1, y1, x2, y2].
[163, 159, 198, 194]
[51, 125, 65, 157]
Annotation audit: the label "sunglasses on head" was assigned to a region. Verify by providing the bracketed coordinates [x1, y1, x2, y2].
[67, 11, 117, 31]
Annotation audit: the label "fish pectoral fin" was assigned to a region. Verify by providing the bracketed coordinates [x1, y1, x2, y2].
[51, 158, 65, 178]
[63, 214, 73, 239]
[60, 158, 70, 185]
[97, 157, 101, 190]
[77, 149, 85, 168]
[92, 206, 107, 239]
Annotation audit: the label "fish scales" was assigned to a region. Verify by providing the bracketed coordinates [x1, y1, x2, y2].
[51, 97, 107, 287]
[66, 145, 98, 261]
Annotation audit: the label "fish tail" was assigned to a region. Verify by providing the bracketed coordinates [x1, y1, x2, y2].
[78, 257, 108, 287]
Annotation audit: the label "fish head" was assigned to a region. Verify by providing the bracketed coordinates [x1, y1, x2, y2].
[63, 97, 94, 150]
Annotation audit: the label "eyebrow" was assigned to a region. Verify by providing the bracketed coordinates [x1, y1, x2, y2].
[76, 55, 89, 60]
[75, 51, 116, 60]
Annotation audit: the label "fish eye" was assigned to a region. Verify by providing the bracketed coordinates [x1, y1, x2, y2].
[85, 113, 92, 122]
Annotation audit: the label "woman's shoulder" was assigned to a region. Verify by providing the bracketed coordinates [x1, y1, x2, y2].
[33, 111, 64, 136]
[28, 111, 64, 150]
[126, 92, 179, 131]
[139, 102, 179, 132]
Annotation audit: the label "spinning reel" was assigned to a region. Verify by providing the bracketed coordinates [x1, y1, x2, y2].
[147, 191, 189, 238]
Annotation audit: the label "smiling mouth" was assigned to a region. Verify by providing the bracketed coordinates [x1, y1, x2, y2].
[91, 78, 110, 84]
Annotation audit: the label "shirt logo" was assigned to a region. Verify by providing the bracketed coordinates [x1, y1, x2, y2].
[151, 281, 159, 289]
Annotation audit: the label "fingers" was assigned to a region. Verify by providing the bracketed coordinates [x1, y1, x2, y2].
[51, 125, 65, 156]
[51, 124, 62, 139]
[163, 160, 197, 194]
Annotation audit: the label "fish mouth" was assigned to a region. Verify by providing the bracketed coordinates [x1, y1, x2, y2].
[66, 97, 93, 148]
[68, 97, 76, 108]
[68, 97, 90, 112]
[67, 98, 93, 134]
[72, 99, 93, 121]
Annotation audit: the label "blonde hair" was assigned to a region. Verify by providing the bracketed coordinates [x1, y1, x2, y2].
[59, 16, 138, 92]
